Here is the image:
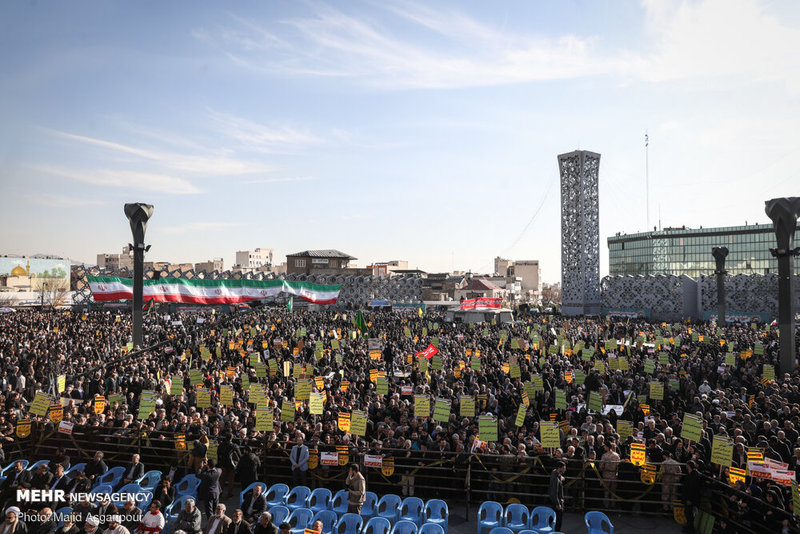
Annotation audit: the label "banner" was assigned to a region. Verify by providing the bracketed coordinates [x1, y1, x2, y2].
[630, 442, 646, 466]
[321, 452, 339, 466]
[460, 298, 502, 310]
[16, 418, 31, 438]
[364, 455, 383, 468]
[415, 344, 439, 360]
[682, 414, 703, 442]
[540, 421, 560, 448]
[88, 276, 342, 305]
[711, 436, 733, 467]
[382, 456, 394, 476]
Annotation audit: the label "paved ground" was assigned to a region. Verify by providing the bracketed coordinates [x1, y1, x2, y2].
[213, 494, 684, 534]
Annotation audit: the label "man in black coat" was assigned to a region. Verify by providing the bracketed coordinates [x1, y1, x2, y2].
[241, 484, 267, 525]
[118, 454, 144, 489]
[228, 509, 250, 534]
[1, 461, 32, 508]
[65, 473, 91, 499]
[216, 437, 240, 499]
[548, 461, 566, 532]
[83, 453, 107, 484]
[682, 461, 702, 534]
[235, 448, 260, 489]
[31, 465, 54, 491]
[197, 459, 221, 519]
[30, 507, 56, 534]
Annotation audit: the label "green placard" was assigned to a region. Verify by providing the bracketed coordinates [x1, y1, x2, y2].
[763, 364, 775, 381]
[555, 389, 567, 410]
[433, 398, 451, 423]
[478, 415, 498, 442]
[331, 339, 340, 349]
[532, 375, 544, 392]
[189, 369, 202, 386]
[582, 347, 594, 361]
[297, 379, 312, 401]
[658, 352, 670, 365]
[431, 337, 439, 348]
[725, 353, 736, 367]
[220, 385, 233, 407]
[350, 410, 367, 436]
[509, 363, 521, 378]
[682, 414, 703, 442]
[309, 391, 324, 415]
[255, 410, 273, 432]
[431, 355, 443, 370]
[644, 360, 655, 374]
[280, 401, 295, 423]
[471, 357, 481, 370]
[196, 388, 211, 409]
[616, 420, 633, 441]
[754, 343, 765, 355]
[460, 396, 475, 417]
[588, 391, 603, 413]
[711, 435, 733, 467]
[514, 404, 526, 427]
[376, 377, 389, 395]
[574, 370, 586, 386]
[618, 357, 629, 371]
[419, 358, 429, 373]
[540, 421, 560, 448]
[29, 391, 51, 416]
[415, 395, 431, 418]
[649, 381, 664, 401]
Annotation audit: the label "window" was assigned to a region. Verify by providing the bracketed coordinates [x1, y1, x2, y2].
[295, 259, 306, 267]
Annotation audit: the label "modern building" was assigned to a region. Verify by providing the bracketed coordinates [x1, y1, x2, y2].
[494, 258, 542, 303]
[235, 248, 273, 270]
[453, 279, 505, 301]
[195, 258, 224, 272]
[286, 249, 357, 275]
[559, 150, 601, 315]
[607, 223, 800, 278]
[97, 247, 133, 271]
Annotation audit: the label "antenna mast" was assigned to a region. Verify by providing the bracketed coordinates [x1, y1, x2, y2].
[645, 132, 650, 230]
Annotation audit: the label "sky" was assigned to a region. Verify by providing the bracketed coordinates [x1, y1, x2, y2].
[1, 0, 798, 283]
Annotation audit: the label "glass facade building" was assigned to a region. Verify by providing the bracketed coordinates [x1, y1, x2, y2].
[608, 223, 800, 278]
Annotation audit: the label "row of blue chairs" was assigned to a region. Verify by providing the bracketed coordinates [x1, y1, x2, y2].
[251, 483, 447, 531]
[261, 508, 442, 534]
[479, 502, 613, 534]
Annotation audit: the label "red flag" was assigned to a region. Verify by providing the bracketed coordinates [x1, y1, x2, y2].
[415, 344, 439, 360]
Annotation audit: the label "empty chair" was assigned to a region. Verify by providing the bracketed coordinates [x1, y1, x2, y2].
[377, 494, 402, 523]
[308, 488, 333, 514]
[336, 514, 364, 534]
[331, 490, 350, 516]
[97, 466, 126, 489]
[529, 507, 556, 534]
[240, 482, 268, 507]
[518, 531, 538, 534]
[390, 520, 417, 534]
[584, 511, 613, 534]
[399, 497, 424, 526]
[477, 501, 503, 534]
[93, 484, 114, 501]
[117, 482, 145, 496]
[362, 517, 391, 534]
[26, 460, 50, 472]
[424, 499, 448, 534]
[266, 483, 290, 508]
[288, 508, 314, 534]
[174, 474, 201, 497]
[504, 504, 529, 533]
[419, 525, 444, 534]
[286, 486, 312, 512]
[361, 492, 378, 520]
[489, 529, 513, 534]
[270, 506, 290, 527]
[312, 510, 338, 534]
[136, 470, 162, 491]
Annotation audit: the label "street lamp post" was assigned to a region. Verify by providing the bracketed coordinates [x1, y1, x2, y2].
[124, 203, 154, 349]
[765, 197, 800, 374]
[712, 247, 728, 325]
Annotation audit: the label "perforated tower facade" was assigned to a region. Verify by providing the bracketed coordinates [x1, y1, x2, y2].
[559, 150, 601, 316]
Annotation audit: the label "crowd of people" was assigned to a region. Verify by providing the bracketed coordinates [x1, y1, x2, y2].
[0, 306, 798, 533]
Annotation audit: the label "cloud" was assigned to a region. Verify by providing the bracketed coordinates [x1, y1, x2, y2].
[206, 110, 323, 154]
[196, 0, 800, 92]
[31, 165, 202, 195]
[241, 176, 315, 184]
[162, 222, 240, 235]
[29, 194, 110, 208]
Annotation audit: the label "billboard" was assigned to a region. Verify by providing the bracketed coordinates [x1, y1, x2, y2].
[0, 257, 70, 291]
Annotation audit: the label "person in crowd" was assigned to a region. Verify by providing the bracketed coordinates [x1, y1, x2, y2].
[119, 455, 144, 490]
[1, 462, 31, 508]
[103, 516, 129, 534]
[289, 437, 308, 487]
[201, 504, 229, 534]
[174, 500, 200, 534]
[151, 479, 174, 511]
[134, 501, 164, 534]
[548, 461, 565, 532]
[345, 464, 365, 514]
[118, 501, 140, 534]
[79, 516, 98, 534]
[196, 460, 221, 520]
[84, 453, 107, 484]
[227, 511, 249, 534]
[252, 513, 276, 534]
[240, 485, 266, 525]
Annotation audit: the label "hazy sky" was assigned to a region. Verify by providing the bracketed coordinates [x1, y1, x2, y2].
[1, 0, 798, 282]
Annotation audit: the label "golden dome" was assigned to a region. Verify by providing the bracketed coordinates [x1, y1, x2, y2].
[10, 265, 26, 276]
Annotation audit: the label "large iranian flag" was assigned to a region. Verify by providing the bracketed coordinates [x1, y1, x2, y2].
[87, 276, 341, 305]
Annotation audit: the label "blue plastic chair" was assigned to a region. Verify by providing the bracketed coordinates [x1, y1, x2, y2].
[266, 483, 290, 508]
[55, 507, 72, 529]
[240, 482, 268, 507]
[308, 487, 333, 514]
[332, 489, 350, 516]
[117, 482, 145, 496]
[529, 507, 555, 534]
[27, 459, 50, 472]
[137, 470, 162, 491]
[363, 517, 391, 534]
[66, 462, 85, 478]
[477, 501, 503, 534]
[175, 474, 201, 497]
[270, 506, 290, 527]
[504, 504, 529, 533]
[419, 525, 444, 534]
[518, 530, 538, 534]
[361, 492, 378, 520]
[288, 508, 314, 534]
[390, 520, 417, 534]
[336, 514, 364, 534]
[584, 511, 613, 534]
[424, 499, 449, 534]
[400, 497, 424, 526]
[489, 529, 513, 534]
[97, 466, 126, 489]
[312, 510, 338, 534]
[377, 494, 402, 523]
[165, 495, 193, 527]
[286, 486, 312, 511]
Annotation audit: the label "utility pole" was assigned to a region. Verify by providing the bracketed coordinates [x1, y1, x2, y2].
[124, 203, 154, 348]
[645, 132, 650, 231]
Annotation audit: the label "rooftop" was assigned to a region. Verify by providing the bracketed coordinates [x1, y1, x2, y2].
[287, 249, 356, 260]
